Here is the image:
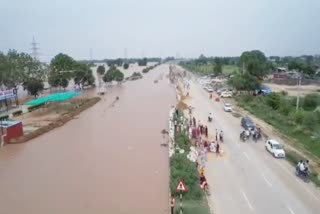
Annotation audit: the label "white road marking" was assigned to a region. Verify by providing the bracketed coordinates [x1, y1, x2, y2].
[241, 190, 254, 211]
[243, 152, 250, 160]
[272, 159, 320, 201]
[286, 206, 295, 214]
[261, 173, 272, 187]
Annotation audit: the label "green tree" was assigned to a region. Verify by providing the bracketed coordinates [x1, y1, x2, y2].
[49, 53, 75, 89]
[73, 63, 95, 86]
[97, 65, 106, 75]
[0, 50, 45, 94]
[240, 50, 270, 80]
[213, 57, 222, 75]
[50, 53, 75, 71]
[138, 58, 147, 66]
[23, 78, 44, 98]
[123, 63, 129, 69]
[103, 66, 115, 83]
[112, 69, 124, 83]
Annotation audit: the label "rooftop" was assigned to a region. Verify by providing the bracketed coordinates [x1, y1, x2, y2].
[0, 120, 21, 128]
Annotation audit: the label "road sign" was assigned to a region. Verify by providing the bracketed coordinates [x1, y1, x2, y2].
[176, 180, 188, 192]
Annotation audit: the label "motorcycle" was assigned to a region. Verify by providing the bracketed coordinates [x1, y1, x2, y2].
[253, 132, 261, 142]
[240, 132, 247, 142]
[295, 167, 310, 183]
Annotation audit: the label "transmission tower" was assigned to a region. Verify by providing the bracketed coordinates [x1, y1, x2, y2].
[124, 48, 127, 60]
[30, 36, 39, 59]
[89, 48, 93, 61]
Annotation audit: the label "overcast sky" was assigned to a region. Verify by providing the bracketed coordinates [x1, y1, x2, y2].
[1, 0, 319, 61]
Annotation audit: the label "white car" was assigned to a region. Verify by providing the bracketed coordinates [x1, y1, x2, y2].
[265, 139, 285, 158]
[220, 91, 233, 98]
[223, 103, 232, 112]
[206, 87, 214, 92]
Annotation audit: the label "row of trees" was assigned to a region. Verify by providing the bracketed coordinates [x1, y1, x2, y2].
[0, 50, 96, 97]
[48, 53, 95, 91]
[97, 65, 124, 85]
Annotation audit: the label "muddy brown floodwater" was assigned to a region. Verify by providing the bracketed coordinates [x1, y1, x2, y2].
[0, 64, 176, 214]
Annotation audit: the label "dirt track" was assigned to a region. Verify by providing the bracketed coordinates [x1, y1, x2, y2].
[264, 83, 319, 96]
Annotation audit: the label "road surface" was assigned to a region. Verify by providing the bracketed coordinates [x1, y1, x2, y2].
[184, 74, 320, 214]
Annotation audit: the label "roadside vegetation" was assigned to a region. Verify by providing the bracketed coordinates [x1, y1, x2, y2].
[170, 110, 211, 214]
[0, 50, 96, 99]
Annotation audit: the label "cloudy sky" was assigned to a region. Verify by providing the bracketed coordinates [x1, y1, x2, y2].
[1, 0, 319, 61]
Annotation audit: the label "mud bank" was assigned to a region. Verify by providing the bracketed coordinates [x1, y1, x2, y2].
[10, 97, 101, 144]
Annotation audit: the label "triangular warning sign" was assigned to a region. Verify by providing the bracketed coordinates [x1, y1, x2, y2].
[176, 180, 188, 192]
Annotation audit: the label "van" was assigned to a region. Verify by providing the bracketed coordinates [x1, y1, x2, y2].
[220, 91, 232, 98]
[241, 116, 255, 130]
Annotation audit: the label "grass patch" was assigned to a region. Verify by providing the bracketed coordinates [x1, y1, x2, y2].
[170, 112, 211, 214]
[174, 198, 211, 214]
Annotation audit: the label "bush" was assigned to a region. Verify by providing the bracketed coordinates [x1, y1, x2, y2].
[12, 110, 23, 117]
[0, 114, 9, 120]
[175, 133, 191, 152]
[142, 68, 149, 73]
[303, 112, 318, 131]
[266, 93, 281, 110]
[291, 111, 305, 124]
[303, 94, 320, 111]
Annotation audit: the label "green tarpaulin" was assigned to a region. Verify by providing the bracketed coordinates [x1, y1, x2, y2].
[25, 92, 81, 106]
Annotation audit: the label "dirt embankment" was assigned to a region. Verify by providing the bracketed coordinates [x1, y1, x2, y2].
[10, 97, 101, 144]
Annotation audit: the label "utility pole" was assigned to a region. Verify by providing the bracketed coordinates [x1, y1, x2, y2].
[30, 36, 39, 59]
[296, 71, 303, 112]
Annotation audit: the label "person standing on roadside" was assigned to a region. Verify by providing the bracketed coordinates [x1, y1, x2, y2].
[170, 194, 175, 214]
[205, 126, 208, 138]
[216, 143, 220, 156]
[193, 117, 196, 127]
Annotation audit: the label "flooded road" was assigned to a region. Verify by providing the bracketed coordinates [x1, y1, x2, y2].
[0, 64, 176, 214]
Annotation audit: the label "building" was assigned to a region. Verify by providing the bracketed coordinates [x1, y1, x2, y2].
[0, 120, 24, 146]
[0, 89, 18, 112]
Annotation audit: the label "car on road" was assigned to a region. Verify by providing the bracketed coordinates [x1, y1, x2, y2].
[206, 86, 214, 92]
[220, 91, 233, 98]
[223, 103, 232, 112]
[217, 88, 227, 95]
[241, 116, 255, 130]
[265, 139, 286, 158]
